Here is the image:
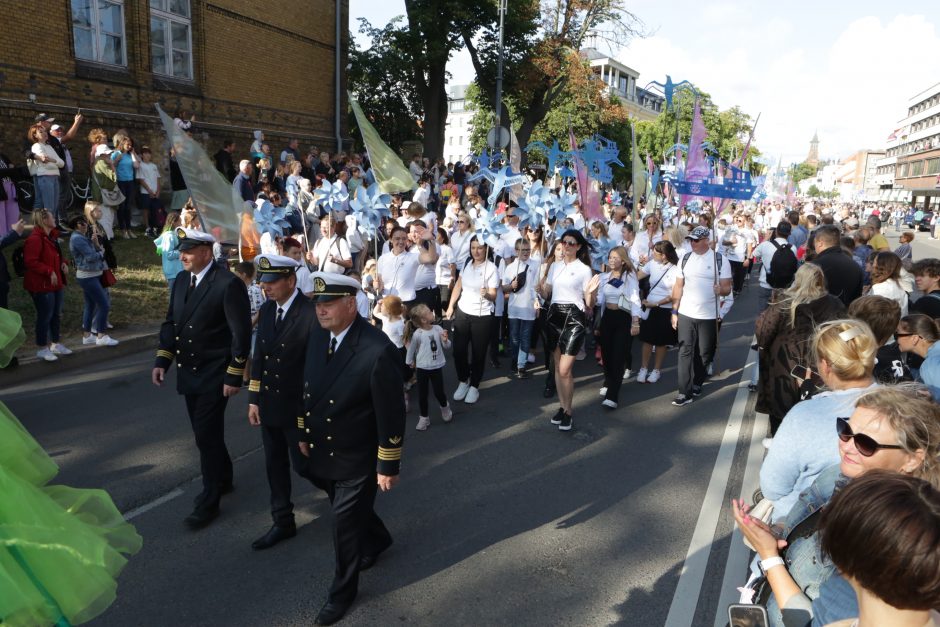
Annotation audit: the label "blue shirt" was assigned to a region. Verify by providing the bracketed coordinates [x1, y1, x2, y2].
[111, 151, 136, 182]
[917, 341, 940, 401]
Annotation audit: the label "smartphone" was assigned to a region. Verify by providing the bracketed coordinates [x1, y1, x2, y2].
[728, 604, 769, 627]
[789, 364, 824, 390]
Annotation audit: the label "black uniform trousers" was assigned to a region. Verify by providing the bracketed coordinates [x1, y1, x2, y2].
[184, 392, 233, 510]
[599, 309, 633, 403]
[677, 314, 718, 397]
[260, 425, 310, 526]
[729, 260, 746, 293]
[451, 308, 493, 387]
[310, 473, 392, 606]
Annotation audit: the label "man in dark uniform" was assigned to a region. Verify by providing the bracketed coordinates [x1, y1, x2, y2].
[247, 253, 319, 550]
[152, 227, 251, 529]
[298, 272, 406, 626]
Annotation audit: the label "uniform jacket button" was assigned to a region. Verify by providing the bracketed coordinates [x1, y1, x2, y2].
[306, 411, 311, 416]
[329, 400, 334, 405]
[327, 436, 332, 440]
[326, 418, 331, 423]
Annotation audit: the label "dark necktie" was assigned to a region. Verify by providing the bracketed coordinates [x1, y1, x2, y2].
[185, 274, 196, 302]
[275, 307, 284, 330]
[327, 337, 337, 362]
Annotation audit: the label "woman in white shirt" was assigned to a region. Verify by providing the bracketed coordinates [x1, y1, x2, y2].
[435, 227, 456, 318]
[28, 124, 65, 217]
[502, 238, 541, 377]
[540, 229, 601, 431]
[630, 213, 662, 267]
[311, 217, 352, 274]
[376, 226, 421, 305]
[869, 252, 910, 316]
[635, 241, 680, 383]
[449, 211, 474, 271]
[596, 246, 642, 408]
[444, 236, 499, 405]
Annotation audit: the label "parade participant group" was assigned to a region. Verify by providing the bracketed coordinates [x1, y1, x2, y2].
[4, 116, 940, 627]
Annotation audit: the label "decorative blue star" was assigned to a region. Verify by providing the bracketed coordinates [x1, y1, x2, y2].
[486, 166, 528, 207]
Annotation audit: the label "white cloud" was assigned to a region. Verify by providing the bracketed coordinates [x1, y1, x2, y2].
[617, 12, 940, 165]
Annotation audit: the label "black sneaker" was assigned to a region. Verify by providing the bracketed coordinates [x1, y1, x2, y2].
[692, 385, 703, 397]
[672, 395, 693, 407]
[558, 412, 572, 431]
[550, 407, 564, 425]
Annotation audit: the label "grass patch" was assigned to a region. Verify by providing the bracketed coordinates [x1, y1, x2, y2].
[4, 233, 169, 352]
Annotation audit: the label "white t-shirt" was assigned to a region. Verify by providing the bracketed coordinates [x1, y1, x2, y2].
[405, 326, 449, 370]
[457, 260, 499, 316]
[313, 235, 351, 274]
[136, 161, 160, 194]
[547, 259, 593, 311]
[450, 230, 473, 267]
[753, 238, 797, 290]
[377, 250, 420, 302]
[412, 185, 430, 207]
[373, 310, 405, 348]
[436, 244, 454, 286]
[502, 258, 540, 321]
[644, 260, 680, 308]
[630, 231, 662, 265]
[677, 251, 732, 320]
[296, 266, 315, 295]
[410, 243, 440, 290]
[500, 227, 522, 252]
[721, 226, 749, 262]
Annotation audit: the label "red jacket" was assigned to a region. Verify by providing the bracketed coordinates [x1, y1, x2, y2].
[23, 227, 65, 293]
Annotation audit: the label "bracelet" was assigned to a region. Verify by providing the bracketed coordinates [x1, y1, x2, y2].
[760, 556, 785, 572]
[671, 308, 678, 314]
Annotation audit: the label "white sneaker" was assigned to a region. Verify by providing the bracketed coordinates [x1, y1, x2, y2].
[622, 368, 633, 381]
[50, 343, 72, 356]
[464, 386, 479, 404]
[762, 437, 773, 450]
[602, 399, 618, 409]
[706, 362, 714, 376]
[96, 335, 119, 346]
[82, 335, 97, 345]
[36, 348, 58, 362]
[453, 381, 470, 401]
[416, 416, 430, 431]
[647, 369, 661, 383]
[527, 353, 536, 364]
[441, 404, 453, 422]
[636, 368, 648, 383]
[599, 387, 607, 397]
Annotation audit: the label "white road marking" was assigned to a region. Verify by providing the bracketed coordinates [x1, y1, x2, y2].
[124, 487, 184, 520]
[664, 337, 757, 627]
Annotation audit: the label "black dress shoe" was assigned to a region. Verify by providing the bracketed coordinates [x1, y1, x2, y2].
[220, 482, 235, 495]
[359, 539, 392, 571]
[314, 601, 350, 626]
[490, 358, 501, 368]
[542, 386, 556, 398]
[251, 524, 297, 550]
[184, 506, 219, 530]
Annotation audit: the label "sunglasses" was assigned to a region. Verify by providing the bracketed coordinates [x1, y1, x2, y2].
[894, 332, 914, 341]
[562, 240, 579, 247]
[836, 417, 904, 457]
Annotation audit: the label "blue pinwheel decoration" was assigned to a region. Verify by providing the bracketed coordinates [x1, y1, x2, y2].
[349, 182, 391, 237]
[474, 210, 508, 249]
[254, 200, 291, 238]
[547, 189, 579, 222]
[313, 179, 349, 214]
[515, 180, 552, 230]
[587, 236, 617, 270]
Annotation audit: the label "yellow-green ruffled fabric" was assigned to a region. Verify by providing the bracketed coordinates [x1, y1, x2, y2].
[0, 402, 142, 626]
[0, 307, 25, 368]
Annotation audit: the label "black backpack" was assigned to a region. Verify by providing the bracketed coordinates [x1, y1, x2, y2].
[11, 245, 26, 278]
[765, 240, 798, 289]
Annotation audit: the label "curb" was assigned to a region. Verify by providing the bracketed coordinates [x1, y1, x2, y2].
[2, 329, 159, 387]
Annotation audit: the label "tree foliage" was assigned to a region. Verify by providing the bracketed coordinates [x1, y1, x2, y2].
[790, 161, 818, 184]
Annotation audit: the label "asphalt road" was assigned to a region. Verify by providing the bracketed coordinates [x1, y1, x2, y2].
[0, 260, 816, 626]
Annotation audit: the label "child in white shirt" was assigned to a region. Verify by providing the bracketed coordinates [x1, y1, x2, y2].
[404, 304, 452, 430]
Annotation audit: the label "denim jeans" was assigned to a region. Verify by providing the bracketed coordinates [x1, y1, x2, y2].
[34, 175, 60, 219]
[78, 276, 110, 333]
[30, 290, 64, 346]
[508, 317, 534, 368]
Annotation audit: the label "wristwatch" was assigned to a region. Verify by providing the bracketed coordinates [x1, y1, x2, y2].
[760, 556, 785, 572]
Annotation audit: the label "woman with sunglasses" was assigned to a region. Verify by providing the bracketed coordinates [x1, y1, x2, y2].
[629, 214, 662, 268]
[540, 230, 601, 430]
[733, 385, 940, 627]
[756, 264, 846, 435]
[895, 313, 940, 399]
[759, 319, 878, 522]
[595, 246, 641, 408]
[449, 211, 474, 272]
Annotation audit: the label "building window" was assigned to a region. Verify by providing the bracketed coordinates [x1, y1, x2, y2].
[910, 160, 925, 177]
[150, 0, 193, 80]
[71, 0, 127, 66]
[927, 158, 940, 176]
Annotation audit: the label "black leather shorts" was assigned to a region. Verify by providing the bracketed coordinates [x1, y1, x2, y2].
[544, 303, 587, 356]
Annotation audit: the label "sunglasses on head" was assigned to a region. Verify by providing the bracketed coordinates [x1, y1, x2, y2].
[836, 417, 904, 457]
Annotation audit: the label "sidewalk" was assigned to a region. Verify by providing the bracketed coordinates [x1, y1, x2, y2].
[1, 323, 160, 387]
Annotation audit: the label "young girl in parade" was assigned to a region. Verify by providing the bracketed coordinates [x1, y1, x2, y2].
[373, 295, 409, 403]
[404, 304, 452, 430]
[154, 212, 183, 294]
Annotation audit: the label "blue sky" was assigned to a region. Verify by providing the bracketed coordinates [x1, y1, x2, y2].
[351, 1, 940, 164]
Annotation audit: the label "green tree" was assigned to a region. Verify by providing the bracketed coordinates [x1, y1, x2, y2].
[790, 161, 817, 184]
[807, 184, 821, 197]
[348, 18, 424, 153]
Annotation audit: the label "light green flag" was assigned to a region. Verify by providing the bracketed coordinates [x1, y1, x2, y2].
[349, 97, 415, 194]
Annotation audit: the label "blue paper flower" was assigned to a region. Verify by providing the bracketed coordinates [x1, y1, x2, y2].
[349, 182, 391, 237]
[516, 180, 552, 230]
[254, 200, 291, 238]
[313, 179, 349, 214]
[474, 210, 508, 249]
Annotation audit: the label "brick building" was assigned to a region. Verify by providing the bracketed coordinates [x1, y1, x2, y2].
[1, 0, 349, 199]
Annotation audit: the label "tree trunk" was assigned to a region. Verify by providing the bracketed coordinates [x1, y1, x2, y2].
[421, 61, 448, 160]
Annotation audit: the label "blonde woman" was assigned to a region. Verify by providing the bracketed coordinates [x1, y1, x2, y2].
[755, 264, 846, 434]
[759, 319, 879, 522]
[663, 224, 689, 259]
[449, 210, 474, 270]
[596, 246, 642, 408]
